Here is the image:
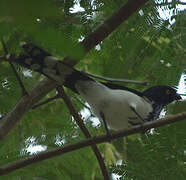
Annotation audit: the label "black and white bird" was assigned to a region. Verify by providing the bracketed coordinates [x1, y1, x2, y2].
[8, 43, 182, 133]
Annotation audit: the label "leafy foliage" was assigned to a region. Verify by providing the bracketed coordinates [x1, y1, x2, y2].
[0, 0, 185, 180]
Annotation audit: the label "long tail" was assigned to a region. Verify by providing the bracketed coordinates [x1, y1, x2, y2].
[8, 42, 92, 93]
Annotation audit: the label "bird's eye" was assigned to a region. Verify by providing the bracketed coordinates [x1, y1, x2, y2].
[166, 89, 171, 95]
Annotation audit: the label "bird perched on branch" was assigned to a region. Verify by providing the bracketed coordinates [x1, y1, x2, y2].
[6, 42, 182, 134]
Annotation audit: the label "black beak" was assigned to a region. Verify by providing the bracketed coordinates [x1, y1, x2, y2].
[176, 93, 182, 100]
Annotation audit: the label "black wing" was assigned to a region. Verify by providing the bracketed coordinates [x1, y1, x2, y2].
[101, 82, 143, 97]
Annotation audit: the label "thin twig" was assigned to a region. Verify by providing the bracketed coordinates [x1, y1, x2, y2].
[0, 112, 185, 176]
[56, 87, 110, 180]
[9, 62, 28, 96]
[84, 71, 147, 85]
[1, 39, 28, 96]
[32, 94, 60, 109]
[72, 96, 92, 112]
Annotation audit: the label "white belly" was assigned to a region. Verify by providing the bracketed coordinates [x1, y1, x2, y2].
[76, 81, 153, 130]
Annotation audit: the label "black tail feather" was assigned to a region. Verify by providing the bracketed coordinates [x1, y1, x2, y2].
[20, 42, 51, 59]
[9, 43, 93, 94]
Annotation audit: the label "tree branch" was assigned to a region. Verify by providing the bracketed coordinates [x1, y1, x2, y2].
[0, 112, 185, 176]
[81, 0, 149, 52]
[57, 87, 110, 180]
[63, 0, 149, 65]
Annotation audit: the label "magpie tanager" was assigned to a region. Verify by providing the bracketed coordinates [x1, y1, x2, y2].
[8, 43, 182, 131]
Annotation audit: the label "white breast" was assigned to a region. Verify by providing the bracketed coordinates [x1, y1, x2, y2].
[76, 81, 153, 130]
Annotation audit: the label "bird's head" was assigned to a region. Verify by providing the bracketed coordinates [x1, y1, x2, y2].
[143, 85, 182, 105]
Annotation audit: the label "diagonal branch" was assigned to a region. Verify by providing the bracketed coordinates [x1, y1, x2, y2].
[57, 87, 110, 180]
[0, 0, 149, 142]
[63, 0, 149, 65]
[81, 0, 149, 52]
[0, 112, 185, 176]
